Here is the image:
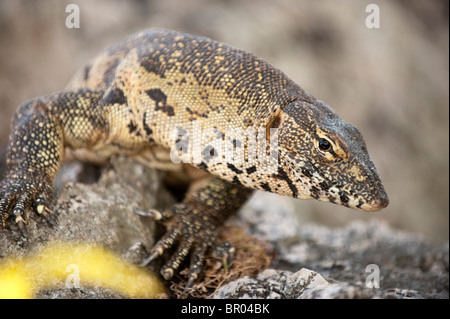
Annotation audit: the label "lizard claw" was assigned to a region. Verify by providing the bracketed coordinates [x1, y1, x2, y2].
[134, 208, 173, 221]
[37, 205, 57, 227]
[140, 249, 163, 267]
[185, 275, 197, 289]
[15, 216, 29, 238]
[161, 267, 174, 281]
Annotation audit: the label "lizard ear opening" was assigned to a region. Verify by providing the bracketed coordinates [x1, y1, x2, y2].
[265, 112, 281, 142]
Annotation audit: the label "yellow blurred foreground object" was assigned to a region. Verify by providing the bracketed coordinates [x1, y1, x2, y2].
[0, 242, 166, 299]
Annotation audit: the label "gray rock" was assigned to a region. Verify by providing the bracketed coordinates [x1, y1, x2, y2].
[214, 196, 449, 299]
[233, 191, 300, 242]
[212, 268, 379, 299]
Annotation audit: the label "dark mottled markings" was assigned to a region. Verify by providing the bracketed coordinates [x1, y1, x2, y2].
[142, 116, 153, 136]
[356, 199, 364, 209]
[301, 167, 313, 179]
[246, 165, 257, 174]
[140, 58, 165, 78]
[146, 88, 165, 103]
[227, 163, 243, 175]
[340, 194, 350, 204]
[260, 182, 271, 192]
[146, 89, 175, 116]
[310, 186, 320, 199]
[328, 196, 337, 204]
[104, 87, 127, 105]
[232, 175, 242, 185]
[197, 162, 208, 170]
[127, 121, 138, 134]
[276, 166, 298, 198]
[131, 28, 300, 127]
[319, 181, 330, 191]
[186, 107, 208, 118]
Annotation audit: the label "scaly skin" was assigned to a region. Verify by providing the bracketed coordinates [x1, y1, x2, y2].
[0, 28, 388, 285]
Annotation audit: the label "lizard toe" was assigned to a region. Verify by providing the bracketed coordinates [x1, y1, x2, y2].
[0, 189, 33, 236]
[0, 194, 16, 227]
[185, 243, 209, 288]
[11, 192, 34, 223]
[161, 235, 195, 279]
[141, 225, 181, 266]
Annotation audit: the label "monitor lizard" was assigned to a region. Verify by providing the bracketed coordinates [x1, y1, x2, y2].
[0, 28, 389, 287]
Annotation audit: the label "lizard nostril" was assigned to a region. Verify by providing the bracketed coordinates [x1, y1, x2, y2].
[374, 191, 389, 209]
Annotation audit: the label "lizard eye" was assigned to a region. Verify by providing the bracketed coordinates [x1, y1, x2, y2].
[318, 138, 332, 152]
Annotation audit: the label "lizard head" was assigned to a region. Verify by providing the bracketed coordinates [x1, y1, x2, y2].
[268, 99, 389, 212]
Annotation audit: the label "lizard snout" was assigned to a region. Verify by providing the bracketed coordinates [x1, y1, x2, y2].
[373, 191, 389, 210]
[362, 189, 389, 212]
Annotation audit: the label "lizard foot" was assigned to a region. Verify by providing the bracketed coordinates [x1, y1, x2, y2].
[0, 172, 56, 235]
[134, 203, 221, 287]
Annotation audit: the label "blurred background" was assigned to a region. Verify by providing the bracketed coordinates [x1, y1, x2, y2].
[0, 0, 448, 242]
